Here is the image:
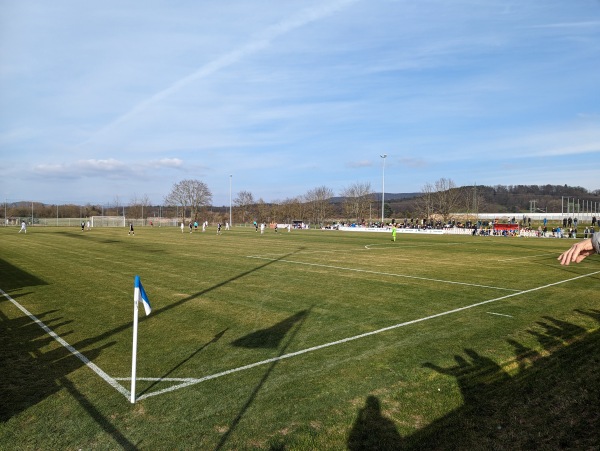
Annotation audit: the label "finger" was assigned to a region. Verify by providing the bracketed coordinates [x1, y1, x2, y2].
[559, 247, 578, 265]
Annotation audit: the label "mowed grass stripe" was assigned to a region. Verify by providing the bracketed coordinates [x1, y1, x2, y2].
[246, 254, 521, 291]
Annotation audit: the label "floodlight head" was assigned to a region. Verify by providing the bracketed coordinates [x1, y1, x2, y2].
[380, 154, 387, 158]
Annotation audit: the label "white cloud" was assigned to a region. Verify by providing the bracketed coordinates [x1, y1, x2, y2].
[149, 158, 184, 169]
[3, 0, 600, 204]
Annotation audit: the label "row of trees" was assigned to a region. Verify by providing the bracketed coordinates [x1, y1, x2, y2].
[8, 180, 597, 225]
[161, 178, 469, 225]
[160, 179, 378, 225]
[5, 194, 155, 222]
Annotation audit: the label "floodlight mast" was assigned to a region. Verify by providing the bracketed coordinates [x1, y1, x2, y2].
[380, 154, 387, 225]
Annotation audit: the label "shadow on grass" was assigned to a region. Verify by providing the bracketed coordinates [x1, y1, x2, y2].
[0, 258, 47, 292]
[138, 328, 229, 397]
[347, 309, 600, 450]
[59, 377, 138, 450]
[68, 248, 307, 353]
[216, 307, 312, 450]
[231, 310, 309, 349]
[54, 230, 165, 252]
[1, 250, 305, 443]
[0, 304, 116, 422]
[348, 395, 403, 450]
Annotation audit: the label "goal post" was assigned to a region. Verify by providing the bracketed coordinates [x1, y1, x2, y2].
[91, 216, 126, 227]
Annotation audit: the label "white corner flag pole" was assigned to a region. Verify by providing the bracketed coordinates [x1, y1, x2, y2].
[130, 289, 139, 404]
[131, 275, 152, 404]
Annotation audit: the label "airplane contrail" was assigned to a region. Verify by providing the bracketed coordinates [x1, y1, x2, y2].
[80, 0, 360, 146]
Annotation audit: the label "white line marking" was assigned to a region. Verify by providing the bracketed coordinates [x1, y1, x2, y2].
[246, 255, 519, 292]
[486, 312, 514, 318]
[497, 253, 554, 262]
[0, 288, 130, 400]
[134, 270, 600, 401]
[364, 242, 462, 250]
[114, 377, 197, 382]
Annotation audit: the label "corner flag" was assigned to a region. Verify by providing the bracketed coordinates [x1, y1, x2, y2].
[131, 275, 152, 403]
[134, 275, 152, 316]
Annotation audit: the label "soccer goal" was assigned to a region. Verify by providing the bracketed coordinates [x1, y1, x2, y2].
[91, 216, 126, 227]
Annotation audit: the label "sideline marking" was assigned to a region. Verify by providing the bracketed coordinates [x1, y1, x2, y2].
[246, 255, 520, 292]
[0, 288, 130, 400]
[133, 270, 600, 401]
[486, 312, 513, 318]
[365, 242, 462, 250]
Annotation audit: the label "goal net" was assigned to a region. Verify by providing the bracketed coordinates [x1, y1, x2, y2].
[91, 216, 126, 227]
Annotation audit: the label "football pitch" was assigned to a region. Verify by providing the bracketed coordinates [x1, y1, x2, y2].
[1, 226, 599, 449]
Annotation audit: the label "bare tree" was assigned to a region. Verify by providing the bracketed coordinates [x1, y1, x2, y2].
[113, 195, 122, 216]
[128, 194, 151, 219]
[463, 184, 486, 223]
[255, 198, 270, 223]
[433, 178, 462, 222]
[164, 179, 212, 221]
[305, 186, 334, 227]
[233, 190, 255, 224]
[417, 182, 435, 221]
[340, 182, 373, 223]
[277, 197, 303, 224]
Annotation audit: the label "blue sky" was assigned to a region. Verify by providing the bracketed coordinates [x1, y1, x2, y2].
[1, 0, 599, 207]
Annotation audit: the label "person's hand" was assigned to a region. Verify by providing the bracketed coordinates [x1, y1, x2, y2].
[558, 238, 595, 265]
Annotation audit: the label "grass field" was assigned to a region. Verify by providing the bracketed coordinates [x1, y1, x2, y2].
[1, 225, 599, 450]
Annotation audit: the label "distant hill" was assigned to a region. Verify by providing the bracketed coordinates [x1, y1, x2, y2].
[331, 192, 420, 203]
[385, 184, 600, 215]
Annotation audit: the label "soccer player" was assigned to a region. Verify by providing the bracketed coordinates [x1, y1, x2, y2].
[129, 223, 135, 236]
[18, 221, 27, 233]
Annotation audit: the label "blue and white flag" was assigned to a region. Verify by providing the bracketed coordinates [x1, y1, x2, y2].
[134, 275, 152, 316]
